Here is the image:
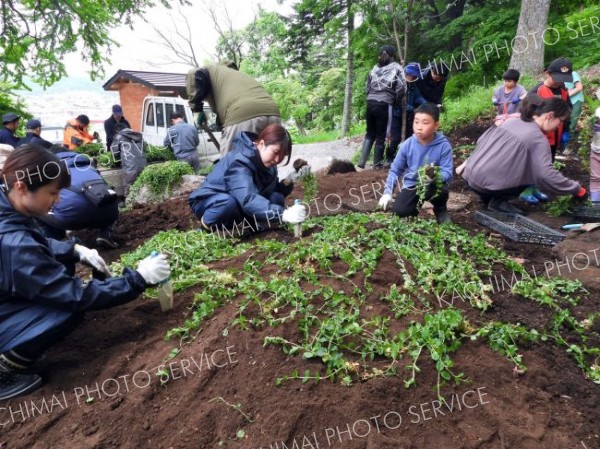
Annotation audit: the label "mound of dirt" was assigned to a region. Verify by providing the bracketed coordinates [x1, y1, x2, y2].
[4, 142, 599, 449]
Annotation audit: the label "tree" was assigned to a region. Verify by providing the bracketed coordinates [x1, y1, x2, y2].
[340, 0, 355, 137]
[509, 0, 551, 76]
[0, 0, 188, 88]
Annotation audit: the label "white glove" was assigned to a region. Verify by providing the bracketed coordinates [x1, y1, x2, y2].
[74, 244, 111, 277]
[136, 253, 171, 286]
[281, 204, 307, 224]
[378, 193, 393, 210]
[296, 165, 311, 179]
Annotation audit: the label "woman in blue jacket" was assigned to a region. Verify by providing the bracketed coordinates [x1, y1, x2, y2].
[188, 124, 306, 233]
[36, 145, 120, 249]
[0, 146, 170, 400]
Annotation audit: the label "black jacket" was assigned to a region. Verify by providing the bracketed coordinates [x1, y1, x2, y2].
[18, 132, 53, 149]
[416, 68, 448, 105]
[104, 115, 131, 150]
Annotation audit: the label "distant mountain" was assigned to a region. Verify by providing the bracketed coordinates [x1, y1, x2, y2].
[17, 76, 106, 96]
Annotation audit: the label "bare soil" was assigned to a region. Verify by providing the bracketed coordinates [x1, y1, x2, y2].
[2, 123, 599, 449]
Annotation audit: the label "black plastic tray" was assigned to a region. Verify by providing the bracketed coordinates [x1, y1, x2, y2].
[476, 210, 566, 245]
[572, 206, 600, 219]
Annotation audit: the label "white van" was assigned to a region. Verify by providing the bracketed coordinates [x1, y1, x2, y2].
[141, 96, 221, 166]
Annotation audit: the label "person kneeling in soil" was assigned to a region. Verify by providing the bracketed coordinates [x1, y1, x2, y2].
[462, 96, 587, 214]
[0, 147, 171, 400]
[35, 145, 120, 249]
[189, 124, 306, 232]
[377, 102, 453, 223]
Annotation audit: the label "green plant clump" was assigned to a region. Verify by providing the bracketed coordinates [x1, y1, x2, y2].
[129, 160, 193, 196]
[146, 144, 176, 163]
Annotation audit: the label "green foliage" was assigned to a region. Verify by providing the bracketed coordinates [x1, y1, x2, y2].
[310, 68, 346, 131]
[0, 0, 189, 88]
[145, 145, 176, 163]
[544, 195, 577, 217]
[75, 143, 104, 157]
[299, 172, 318, 204]
[129, 161, 192, 197]
[546, 6, 600, 68]
[440, 84, 496, 133]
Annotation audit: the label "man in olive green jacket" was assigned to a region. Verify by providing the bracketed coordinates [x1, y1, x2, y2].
[185, 64, 280, 155]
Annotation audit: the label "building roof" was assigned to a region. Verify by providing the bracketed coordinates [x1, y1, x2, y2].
[103, 70, 187, 92]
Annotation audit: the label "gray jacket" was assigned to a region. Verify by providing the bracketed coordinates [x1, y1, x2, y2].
[366, 62, 405, 105]
[463, 118, 580, 195]
[164, 121, 199, 158]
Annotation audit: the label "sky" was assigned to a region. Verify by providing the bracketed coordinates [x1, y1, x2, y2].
[63, 0, 292, 81]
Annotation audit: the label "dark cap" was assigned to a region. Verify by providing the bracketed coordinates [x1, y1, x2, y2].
[26, 119, 42, 129]
[112, 104, 123, 114]
[545, 57, 573, 83]
[2, 112, 20, 124]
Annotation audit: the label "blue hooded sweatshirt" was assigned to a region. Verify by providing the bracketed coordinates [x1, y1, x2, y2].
[384, 132, 453, 194]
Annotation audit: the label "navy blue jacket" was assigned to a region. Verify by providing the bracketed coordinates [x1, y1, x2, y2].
[18, 132, 53, 149]
[188, 132, 292, 222]
[0, 127, 19, 147]
[0, 189, 145, 352]
[51, 151, 118, 228]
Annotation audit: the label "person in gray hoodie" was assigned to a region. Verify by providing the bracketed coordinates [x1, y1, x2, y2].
[463, 95, 587, 215]
[358, 45, 406, 169]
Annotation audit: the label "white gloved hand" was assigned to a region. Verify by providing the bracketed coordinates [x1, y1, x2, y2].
[378, 193, 393, 210]
[136, 253, 171, 286]
[281, 203, 307, 224]
[296, 165, 311, 179]
[74, 244, 111, 277]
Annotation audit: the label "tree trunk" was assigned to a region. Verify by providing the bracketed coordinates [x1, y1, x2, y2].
[340, 0, 354, 137]
[509, 0, 551, 77]
[400, 0, 413, 143]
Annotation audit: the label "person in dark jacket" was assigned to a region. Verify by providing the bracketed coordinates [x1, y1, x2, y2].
[35, 146, 120, 249]
[388, 62, 427, 164]
[17, 119, 53, 149]
[358, 45, 406, 169]
[0, 113, 21, 147]
[110, 123, 147, 196]
[416, 63, 448, 106]
[0, 145, 170, 400]
[103, 104, 130, 151]
[188, 124, 306, 233]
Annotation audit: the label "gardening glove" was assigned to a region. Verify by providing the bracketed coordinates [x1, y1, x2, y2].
[74, 244, 111, 277]
[92, 131, 100, 141]
[423, 165, 436, 184]
[573, 186, 589, 203]
[561, 131, 570, 147]
[136, 253, 171, 286]
[378, 193, 393, 210]
[281, 203, 307, 224]
[296, 165, 311, 180]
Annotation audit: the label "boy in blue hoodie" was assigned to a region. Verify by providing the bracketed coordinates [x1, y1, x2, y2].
[378, 102, 453, 223]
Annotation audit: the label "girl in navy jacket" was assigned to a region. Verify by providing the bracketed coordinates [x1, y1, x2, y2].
[189, 124, 306, 233]
[0, 145, 170, 400]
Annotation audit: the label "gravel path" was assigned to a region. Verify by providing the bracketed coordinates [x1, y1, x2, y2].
[277, 136, 362, 179]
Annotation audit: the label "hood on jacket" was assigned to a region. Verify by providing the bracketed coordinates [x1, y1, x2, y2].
[56, 150, 93, 170]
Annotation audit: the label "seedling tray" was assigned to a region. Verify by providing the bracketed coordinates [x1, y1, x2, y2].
[571, 206, 600, 219]
[476, 210, 565, 245]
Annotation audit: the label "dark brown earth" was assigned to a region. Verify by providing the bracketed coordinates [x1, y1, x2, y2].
[2, 122, 599, 449]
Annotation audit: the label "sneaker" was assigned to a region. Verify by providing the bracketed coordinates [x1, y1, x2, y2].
[519, 192, 539, 205]
[488, 198, 525, 215]
[532, 189, 549, 202]
[434, 209, 452, 224]
[96, 236, 118, 249]
[0, 371, 42, 401]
